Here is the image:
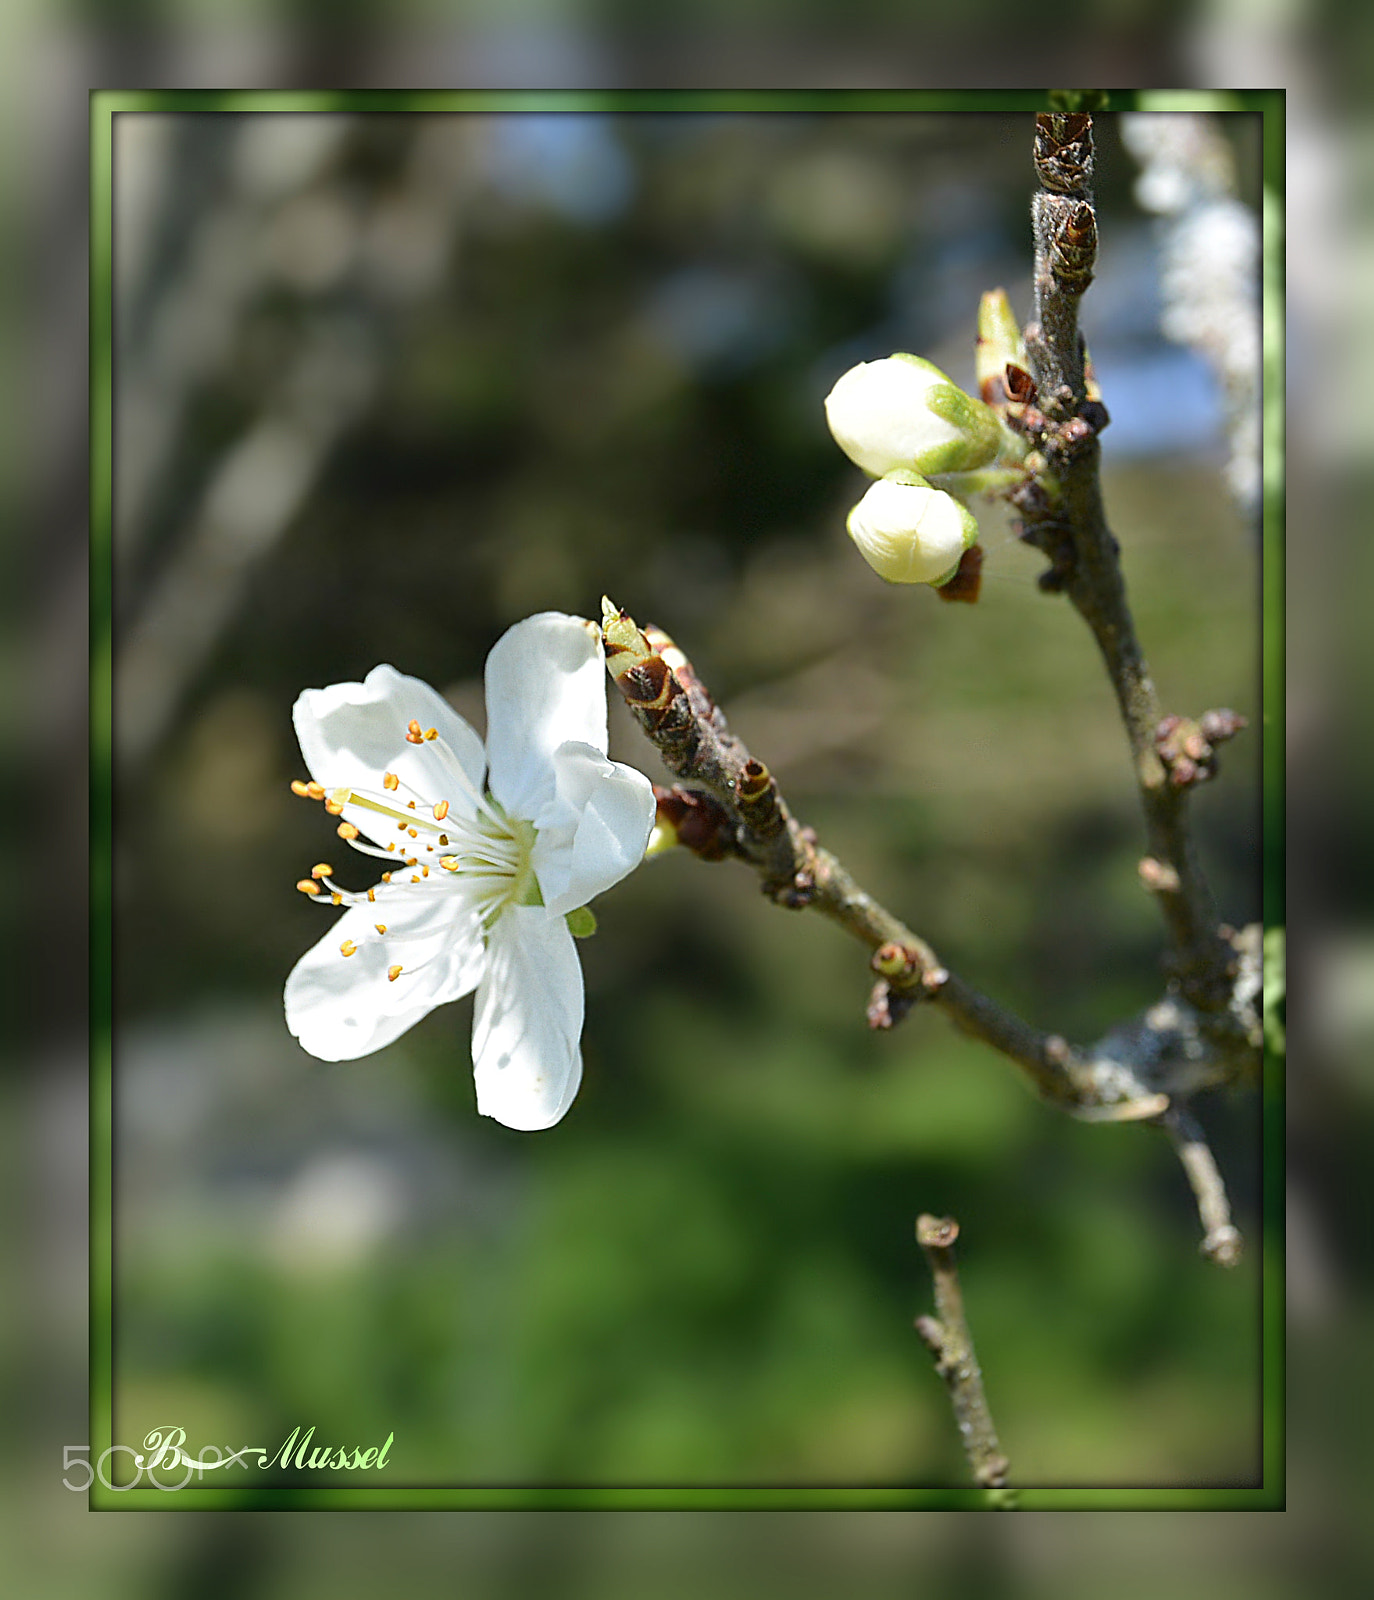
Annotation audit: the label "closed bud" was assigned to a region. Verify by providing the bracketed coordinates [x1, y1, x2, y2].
[846, 472, 978, 586]
[825, 353, 1009, 478]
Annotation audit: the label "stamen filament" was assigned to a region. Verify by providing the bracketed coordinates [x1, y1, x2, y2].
[344, 790, 449, 834]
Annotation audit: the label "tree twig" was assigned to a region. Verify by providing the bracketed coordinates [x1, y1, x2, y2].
[913, 1215, 1015, 1503]
[601, 598, 1253, 1131]
[1015, 110, 1251, 1034]
[1160, 1105, 1244, 1267]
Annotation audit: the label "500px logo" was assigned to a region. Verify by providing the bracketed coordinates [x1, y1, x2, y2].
[63, 1425, 396, 1491]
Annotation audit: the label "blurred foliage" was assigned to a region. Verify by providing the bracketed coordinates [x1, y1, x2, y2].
[107, 108, 1261, 1497]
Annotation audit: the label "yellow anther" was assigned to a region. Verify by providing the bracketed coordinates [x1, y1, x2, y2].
[324, 797, 345, 815]
[386, 841, 396, 852]
[290, 780, 311, 797]
[306, 782, 326, 800]
[438, 834, 449, 846]
[331, 893, 342, 905]
[433, 800, 450, 821]
[439, 856, 460, 871]
[383, 772, 400, 791]
[407, 827, 418, 838]
[406, 719, 424, 744]
[381, 872, 392, 883]
[374, 923, 387, 935]
[421, 865, 429, 877]
[424, 727, 438, 741]
[367, 888, 376, 902]
[311, 863, 333, 879]
[407, 800, 416, 810]
[296, 880, 321, 896]
[340, 940, 358, 957]
[337, 822, 359, 840]
[387, 965, 403, 982]
[405, 857, 417, 866]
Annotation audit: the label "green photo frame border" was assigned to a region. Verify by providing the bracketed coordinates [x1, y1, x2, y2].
[90, 86, 1285, 1512]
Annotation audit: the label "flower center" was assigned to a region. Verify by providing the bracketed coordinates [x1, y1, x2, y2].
[292, 721, 545, 979]
[336, 783, 540, 926]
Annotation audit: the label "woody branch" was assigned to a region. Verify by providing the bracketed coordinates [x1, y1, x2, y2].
[599, 108, 1260, 1262]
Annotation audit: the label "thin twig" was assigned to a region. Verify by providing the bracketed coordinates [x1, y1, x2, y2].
[913, 1215, 1015, 1503]
[1016, 110, 1247, 1026]
[1160, 1106, 1244, 1267]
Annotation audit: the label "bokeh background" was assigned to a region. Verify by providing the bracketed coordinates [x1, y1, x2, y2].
[3, 1, 1365, 1595]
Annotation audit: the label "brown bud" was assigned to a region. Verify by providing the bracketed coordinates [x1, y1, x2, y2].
[935, 544, 983, 605]
[1138, 856, 1181, 894]
[1005, 364, 1037, 403]
[1078, 398, 1110, 433]
[653, 785, 734, 861]
[1199, 708, 1247, 744]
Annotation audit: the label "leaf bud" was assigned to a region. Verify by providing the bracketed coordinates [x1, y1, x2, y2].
[975, 288, 1028, 404]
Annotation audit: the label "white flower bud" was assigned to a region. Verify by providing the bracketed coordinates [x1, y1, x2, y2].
[845, 472, 978, 586]
[824, 353, 1005, 478]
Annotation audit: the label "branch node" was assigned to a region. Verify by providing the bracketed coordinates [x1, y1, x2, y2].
[1043, 1033, 1072, 1067]
[1138, 855, 1182, 895]
[1201, 1225, 1244, 1269]
[1153, 711, 1248, 790]
[872, 941, 919, 981]
[913, 1314, 946, 1357]
[866, 977, 917, 1032]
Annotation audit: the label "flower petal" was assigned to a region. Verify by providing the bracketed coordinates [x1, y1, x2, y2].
[531, 740, 656, 916]
[285, 888, 487, 1061]
[471, 905, 584, 1130]
[483, 613, 608, 821]
[293, 664, 487, 818]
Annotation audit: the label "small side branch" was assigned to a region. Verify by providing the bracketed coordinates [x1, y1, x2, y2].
[1160, 1105, 1244, 1267]
[914, 1215, 1015, 1503]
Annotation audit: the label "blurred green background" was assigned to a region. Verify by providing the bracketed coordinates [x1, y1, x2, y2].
[101, 104, 1262, 1498]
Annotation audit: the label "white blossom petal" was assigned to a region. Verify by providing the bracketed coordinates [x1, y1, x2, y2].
[531, 740, 656, 916]
[471, 906, 584, 1129]
[483, 613, 608, 821]
[286, 891, 487, 1061]
[293, 664, 487, 819]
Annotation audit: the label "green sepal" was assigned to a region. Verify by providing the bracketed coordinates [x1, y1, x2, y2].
[566, 906, 598, 939]
[922, 384, 1005, 471]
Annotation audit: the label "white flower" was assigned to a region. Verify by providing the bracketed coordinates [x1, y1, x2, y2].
[846, 472, 978, 586]
[284, 612, 655, 1131]
[824, 353, 1008, 478]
